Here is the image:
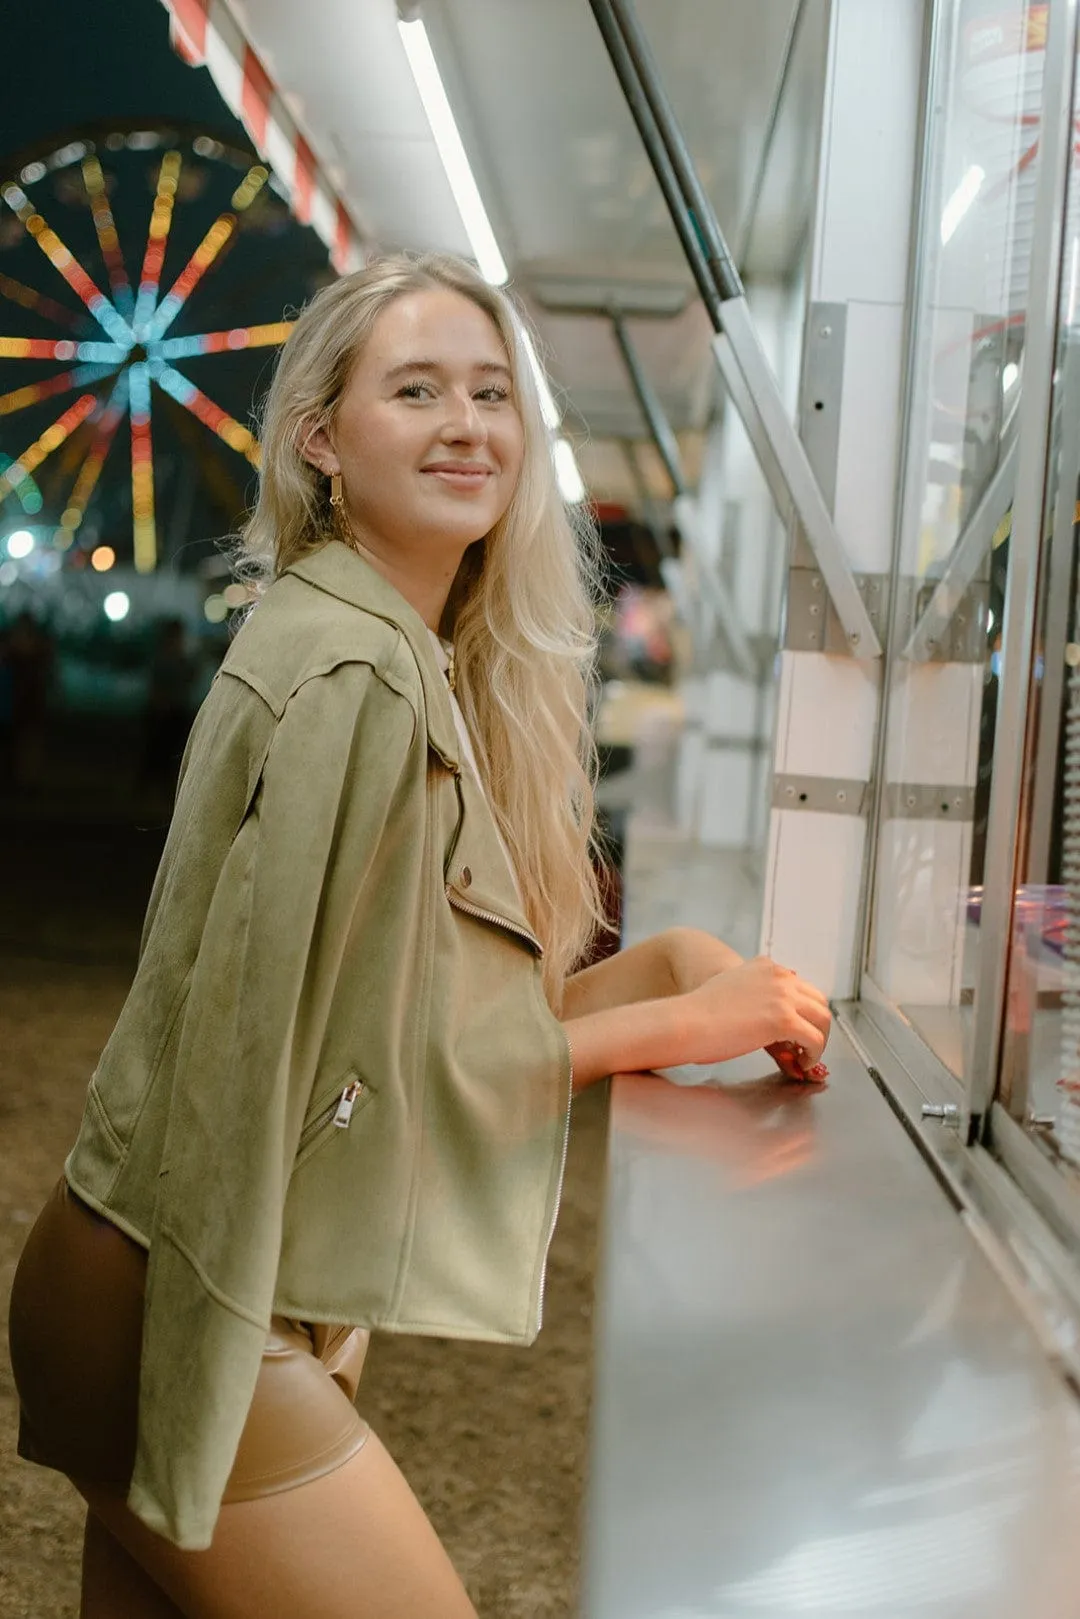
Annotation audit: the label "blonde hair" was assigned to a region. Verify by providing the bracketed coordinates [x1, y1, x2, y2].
[238, 252, 607, 1006]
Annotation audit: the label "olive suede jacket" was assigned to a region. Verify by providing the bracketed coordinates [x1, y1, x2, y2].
[64, 539, 574, 1550]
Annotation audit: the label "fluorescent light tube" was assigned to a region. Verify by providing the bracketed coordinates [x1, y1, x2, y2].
[521, 330, 562, 431]
[553, 437, 586, 503]
[398, 18, 508, 286]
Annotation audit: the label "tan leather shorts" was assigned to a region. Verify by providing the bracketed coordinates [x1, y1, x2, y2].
[8, 1178, 370, 1502]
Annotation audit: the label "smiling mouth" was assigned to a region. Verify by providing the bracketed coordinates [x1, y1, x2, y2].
[421, 464, 492, 488]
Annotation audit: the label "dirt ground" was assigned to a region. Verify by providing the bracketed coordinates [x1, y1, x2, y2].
[0, 811, 609, 1618]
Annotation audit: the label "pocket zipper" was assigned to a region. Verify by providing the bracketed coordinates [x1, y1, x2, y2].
[445, 886, 543, 955]
[333, 1079, 365, 1129]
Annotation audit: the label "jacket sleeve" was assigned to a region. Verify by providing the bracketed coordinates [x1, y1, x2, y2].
[127, 659, 417, 1548]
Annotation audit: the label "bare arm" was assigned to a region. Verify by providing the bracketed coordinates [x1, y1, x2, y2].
[563, 951, 831, 1093]
[561, 926, 744, 1021]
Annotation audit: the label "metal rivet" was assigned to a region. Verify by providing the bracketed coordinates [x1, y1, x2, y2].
[837, 790, 847, 803]
[460, 866, 472, 888]
[819, 324, 832, 338]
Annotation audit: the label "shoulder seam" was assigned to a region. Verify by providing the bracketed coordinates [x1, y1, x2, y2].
[223, 628, 419, 722]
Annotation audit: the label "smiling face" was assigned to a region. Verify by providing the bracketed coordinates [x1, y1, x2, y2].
[307, 287, 526, 568]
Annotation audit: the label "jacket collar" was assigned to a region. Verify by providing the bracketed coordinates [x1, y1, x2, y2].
[284, 539, 461, 769]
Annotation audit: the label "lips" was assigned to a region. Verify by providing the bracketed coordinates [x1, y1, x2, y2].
[421, 462, 493, 489]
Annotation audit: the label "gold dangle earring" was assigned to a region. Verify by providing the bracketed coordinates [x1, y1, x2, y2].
[329, 470, 353, 549]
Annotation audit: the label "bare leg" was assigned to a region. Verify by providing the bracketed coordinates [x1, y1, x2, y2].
[77, 1431, 478, 1619]
[81, 1511, 186, 1618]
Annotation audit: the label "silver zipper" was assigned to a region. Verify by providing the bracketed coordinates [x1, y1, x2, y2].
[535, 1038, 574, 1334]
[333, 1080, 365, 1128]
[445, 886, 544, 955]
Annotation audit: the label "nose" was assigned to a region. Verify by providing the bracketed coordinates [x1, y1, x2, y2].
[439, 385, 486, 444]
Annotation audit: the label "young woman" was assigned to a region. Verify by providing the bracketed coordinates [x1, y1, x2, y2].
[8, 252, 830, 1619]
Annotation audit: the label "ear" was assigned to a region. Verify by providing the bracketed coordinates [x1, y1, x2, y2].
[298, 422, 339, 476]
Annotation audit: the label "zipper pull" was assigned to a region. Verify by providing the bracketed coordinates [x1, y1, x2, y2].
[333, 1080, 363, 1129]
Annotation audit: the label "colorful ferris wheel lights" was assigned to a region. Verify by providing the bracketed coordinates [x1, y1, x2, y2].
[0, 361, 119, 417]
[57, 373, 128, 548]
[146, 164, 269, 343]
[0, 454, 43, 514]
[145, 215, 237, 341]
[0, 184, 134, 347]
[0, 338, 125, 363]
[155, 321, 294, 360]
[81, 155, 134, 316]
[0, 273, 80, 330]
[154, 363, 259, 464]
[129, 360, 156, 573]
[1, 392, 98, 501]
[134, 151, 182, 336]
[231, 165, 269, 211]
[0, 136, 302, 567]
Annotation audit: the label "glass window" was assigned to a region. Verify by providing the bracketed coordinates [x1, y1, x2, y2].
[994, 22, 1080, 1180]
[866, 0, 1048, 1081]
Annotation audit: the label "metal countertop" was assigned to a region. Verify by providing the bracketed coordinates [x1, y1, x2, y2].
[582, 1032, 1080, 1618]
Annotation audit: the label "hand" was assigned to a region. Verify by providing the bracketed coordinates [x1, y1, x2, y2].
[766, 1040, 829, 1083]
[683, 956, 831, 1069]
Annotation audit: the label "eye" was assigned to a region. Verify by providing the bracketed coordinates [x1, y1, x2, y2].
[474, 384, 511, 404]
[397, 380, 436, 400]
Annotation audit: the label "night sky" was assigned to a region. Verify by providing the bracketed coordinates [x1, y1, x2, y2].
[1, 0, 247, 158]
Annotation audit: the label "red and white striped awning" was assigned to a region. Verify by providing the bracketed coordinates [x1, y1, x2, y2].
[159, 0, 366, 274]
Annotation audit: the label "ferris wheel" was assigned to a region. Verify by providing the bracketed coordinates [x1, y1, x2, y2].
[0, 122, 329, 575]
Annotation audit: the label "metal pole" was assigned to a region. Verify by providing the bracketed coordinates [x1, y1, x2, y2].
[619, 440, 674, 561]
[712, 307, 880, 655]
[966, 0, 1080, 1138]
[587, 0, 881, 657]
[586, 0, 724, 329]
[854, 0, 952, 989]
[604, 0, 743, 302]
[609, 312, 688, 497]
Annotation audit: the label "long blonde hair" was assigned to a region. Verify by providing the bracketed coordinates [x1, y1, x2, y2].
[239, 252, 607, 1006]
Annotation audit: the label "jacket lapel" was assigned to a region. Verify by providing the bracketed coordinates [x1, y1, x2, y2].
[285, 540, 461, 770]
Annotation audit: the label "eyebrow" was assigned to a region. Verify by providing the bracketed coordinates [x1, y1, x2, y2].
[383, 358, 513, 382]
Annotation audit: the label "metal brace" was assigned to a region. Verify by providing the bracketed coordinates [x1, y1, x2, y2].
[785, 569, 889, 655]
[882, 783, 976, 821]
[785, 571, 988, 661]
[772, 775, 869, 814]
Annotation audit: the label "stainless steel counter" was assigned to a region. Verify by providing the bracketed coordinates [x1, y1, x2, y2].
[582, 1034, 1080, 1618]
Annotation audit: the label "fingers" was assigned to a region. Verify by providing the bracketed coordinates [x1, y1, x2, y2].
[788, 1014, 827, 1066]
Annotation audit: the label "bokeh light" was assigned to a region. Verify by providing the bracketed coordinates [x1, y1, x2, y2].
[91, 545, 116, 572]
[103, 590, 130, 621]
[6, 528, 34, 557]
